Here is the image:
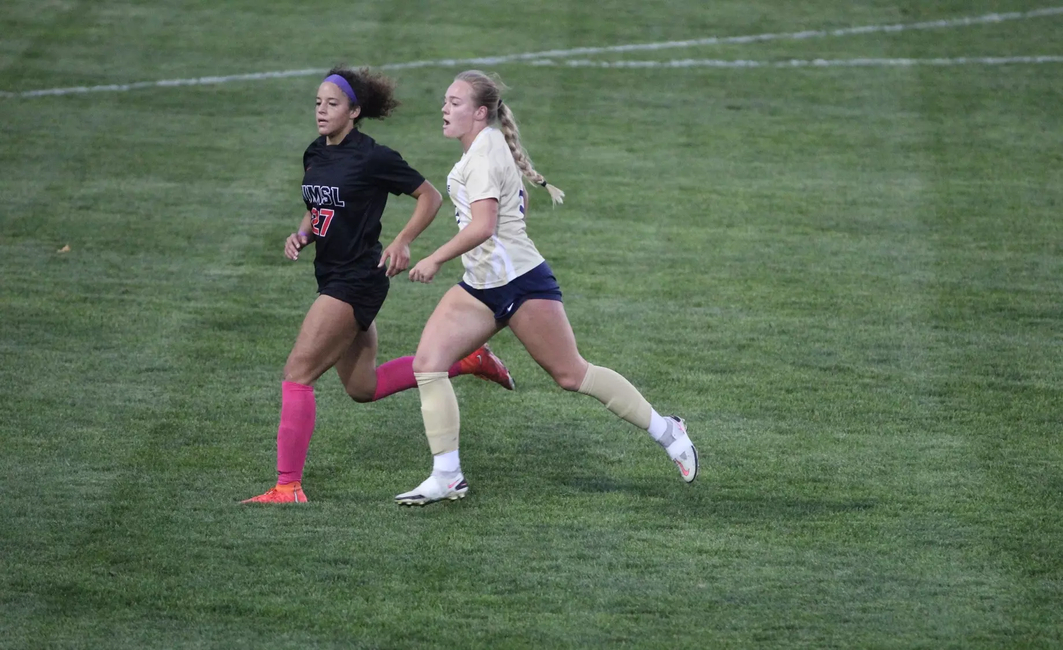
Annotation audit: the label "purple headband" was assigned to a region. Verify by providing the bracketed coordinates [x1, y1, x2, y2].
[323, 74, 358, 105]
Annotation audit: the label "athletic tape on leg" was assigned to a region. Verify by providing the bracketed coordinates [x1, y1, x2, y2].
[577, 364, 652, 429]
[415, 371, 461, 454]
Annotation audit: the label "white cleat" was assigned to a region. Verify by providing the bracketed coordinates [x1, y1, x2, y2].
[395, 472, 469, 506]
[664, 416, 698, 483]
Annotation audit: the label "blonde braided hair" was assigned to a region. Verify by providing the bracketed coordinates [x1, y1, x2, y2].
[455, 70, 565, 205]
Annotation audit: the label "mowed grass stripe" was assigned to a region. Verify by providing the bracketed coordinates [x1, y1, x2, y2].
[911, 60, 1063, 641]
[2, 1, 1063, 647]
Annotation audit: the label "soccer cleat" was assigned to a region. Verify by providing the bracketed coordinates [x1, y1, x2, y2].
[240, 482, 308, 504]
[459, 344, 515, 390]
[395, 472, 469, 506]
[663, 416, 698, 484]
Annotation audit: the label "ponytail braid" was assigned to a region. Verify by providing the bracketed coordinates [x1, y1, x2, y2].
[496, 101, 565, 205]
[454, 70, 565, 206]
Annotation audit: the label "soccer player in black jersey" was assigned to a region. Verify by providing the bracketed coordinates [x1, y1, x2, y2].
[243, 68, 515, 504]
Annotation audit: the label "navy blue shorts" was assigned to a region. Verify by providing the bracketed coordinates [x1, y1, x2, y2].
[459, 261, 563, 323]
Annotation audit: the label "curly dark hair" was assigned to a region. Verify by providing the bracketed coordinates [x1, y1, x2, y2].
[325, 66, 400, 124]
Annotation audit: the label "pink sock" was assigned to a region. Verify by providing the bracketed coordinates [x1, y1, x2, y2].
[276, 381, 316, 485]
[372, 356, 464, 401]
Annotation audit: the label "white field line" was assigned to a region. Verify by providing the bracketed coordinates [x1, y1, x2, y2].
[1, 6, 1061, 98]
[531, 56, 1063, 68]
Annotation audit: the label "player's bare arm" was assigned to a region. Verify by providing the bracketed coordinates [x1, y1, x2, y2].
[285, 210, 315, 261]
[409, 198, 498, 283]
[379, 180, 443, 277]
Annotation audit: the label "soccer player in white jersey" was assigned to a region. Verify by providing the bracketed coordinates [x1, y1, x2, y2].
[394, 70, 698, 506]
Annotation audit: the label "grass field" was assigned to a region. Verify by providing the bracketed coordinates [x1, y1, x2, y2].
[2, 1, 1062, 647]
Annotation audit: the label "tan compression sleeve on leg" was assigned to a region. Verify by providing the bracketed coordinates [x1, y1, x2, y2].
[576, 363, 652, 430]
[415, 372, 460, 455]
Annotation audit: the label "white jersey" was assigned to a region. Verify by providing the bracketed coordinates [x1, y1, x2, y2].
[446, 127, 545, 289]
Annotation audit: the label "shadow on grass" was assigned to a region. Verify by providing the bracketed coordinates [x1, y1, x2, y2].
[563, 474, 877, 522]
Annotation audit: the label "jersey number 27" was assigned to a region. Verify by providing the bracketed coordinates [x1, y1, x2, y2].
[311, 208, 334, 237]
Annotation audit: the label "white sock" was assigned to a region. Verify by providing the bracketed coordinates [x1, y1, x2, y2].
[650, 410, 682, 449]
[647, 409, 669, 440]
[432, 450, 461, 474]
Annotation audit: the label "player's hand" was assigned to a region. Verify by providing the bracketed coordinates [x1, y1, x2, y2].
[284, 232, 310, 261]
[378, 239, 411, 277]
[408, 257, 442, 284]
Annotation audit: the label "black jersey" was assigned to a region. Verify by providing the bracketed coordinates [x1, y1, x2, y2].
[301, 130, 425, 286]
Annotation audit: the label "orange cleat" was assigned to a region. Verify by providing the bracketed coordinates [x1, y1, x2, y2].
[459, 345, 515, 390]
[240, 482, 308, 504]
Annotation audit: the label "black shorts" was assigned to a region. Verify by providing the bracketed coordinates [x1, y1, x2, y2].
[317, 274, 389, 331]
[458, 261, 563, 323]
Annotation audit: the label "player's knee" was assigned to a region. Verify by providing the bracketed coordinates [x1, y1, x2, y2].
[346, 385, 374, 403]
[283, 356, 316, 386]
[550, 358, 590, 392]
[552, 367, 585, 392]
[411, 355, 431, 374]
[412, 352, 448, 374]
[284, 371, 316, 386]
